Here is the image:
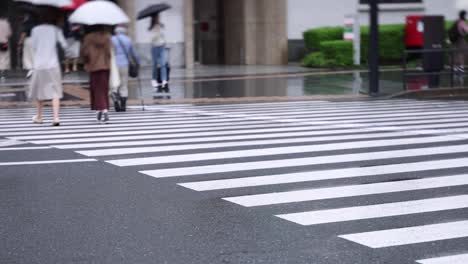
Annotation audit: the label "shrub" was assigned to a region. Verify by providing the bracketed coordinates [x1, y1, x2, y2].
[302, 41, 353, 67]
[320, 40, 353, 66]
[360, 24, 405, 64]
[303, 27, 343, 50]
[302, 52, 328, 67]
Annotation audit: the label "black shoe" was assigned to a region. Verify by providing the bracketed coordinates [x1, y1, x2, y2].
[103, 112, 109, 124]
[120, 97, 127, 112]
[113, 101, 121, 112]
[52, 122, 60, 127]
[111, 92, 121, 112]
[97, 111, 102, 123]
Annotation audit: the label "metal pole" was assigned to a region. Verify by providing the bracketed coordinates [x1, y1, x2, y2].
[402, 51, 407, 91]
[450, 49, 454, 88]
[369, 0, 379, 96]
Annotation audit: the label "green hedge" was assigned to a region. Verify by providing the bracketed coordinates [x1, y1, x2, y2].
[302, 40, 353, 67]
[303, 26, 343, 50]
[302, 23, 407, 67]
[302, 52, 328, 67]
[321, 40, 353, 66]
[360, 24, 405, 63]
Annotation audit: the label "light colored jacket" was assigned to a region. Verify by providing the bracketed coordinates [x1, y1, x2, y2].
[151, 24, 166, 47]
[31, 24, 67, 70]
[112, 33, 139, 67]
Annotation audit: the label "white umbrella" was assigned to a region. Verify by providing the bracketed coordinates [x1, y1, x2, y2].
[456, 0, 468, 10]
[69, 0, 129, 25]
[15, 0, 72, 8]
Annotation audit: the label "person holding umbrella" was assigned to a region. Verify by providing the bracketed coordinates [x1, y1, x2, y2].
[62, 0, 87, 73]
[80, 26, 112, 123]
[70, 0, 129, 123]
[149, 13, 168, 90]
[137, 3, 171, 90]
[29, 7, 67, 126]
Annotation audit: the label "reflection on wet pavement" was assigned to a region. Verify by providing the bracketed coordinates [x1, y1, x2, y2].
[1, 69, 465, 102]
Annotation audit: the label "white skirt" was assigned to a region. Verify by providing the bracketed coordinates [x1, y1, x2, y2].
[29, 67, 63, 101]
[66, 38, 80, 59]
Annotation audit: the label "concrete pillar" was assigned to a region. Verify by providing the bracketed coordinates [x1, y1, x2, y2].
[224, 0, 287, 65]
[184, 0, 194, 69]
[224, 0, 246, 65]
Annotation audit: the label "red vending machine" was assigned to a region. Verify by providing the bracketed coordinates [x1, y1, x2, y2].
[405, 15, 424, 48]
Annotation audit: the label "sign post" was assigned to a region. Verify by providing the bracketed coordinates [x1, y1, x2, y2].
[344, 14, 361, 66]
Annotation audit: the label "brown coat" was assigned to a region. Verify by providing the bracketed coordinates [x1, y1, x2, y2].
[80, 31, 111, 73]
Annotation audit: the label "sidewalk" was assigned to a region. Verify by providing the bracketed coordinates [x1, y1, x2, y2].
[0, 65, 371, 107]
[1, 64, 321, 86]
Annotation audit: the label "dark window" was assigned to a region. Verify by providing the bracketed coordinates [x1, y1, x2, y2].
[360, 0, 422, 4]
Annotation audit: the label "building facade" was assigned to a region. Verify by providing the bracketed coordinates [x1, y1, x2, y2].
[0, 0, 462, 68]
[118, 0, 460, 68]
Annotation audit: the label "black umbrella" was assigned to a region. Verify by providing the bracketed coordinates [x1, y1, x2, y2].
[137, 3, 171, 20]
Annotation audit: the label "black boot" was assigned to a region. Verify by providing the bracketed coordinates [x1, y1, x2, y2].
[120, 97, 127, 112]
[111, 92, 121, 112]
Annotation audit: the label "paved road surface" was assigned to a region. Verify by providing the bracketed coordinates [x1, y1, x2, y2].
[1, 99, 468, 263]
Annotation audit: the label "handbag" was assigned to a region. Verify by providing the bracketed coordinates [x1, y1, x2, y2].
[109, 48, 121, 90]
[116, 35, 139, 78]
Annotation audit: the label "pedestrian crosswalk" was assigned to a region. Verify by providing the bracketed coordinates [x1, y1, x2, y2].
[1, 99, 468, 263]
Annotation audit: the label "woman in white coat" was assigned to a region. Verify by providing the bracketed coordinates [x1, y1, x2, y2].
[30, 10, 67, 126]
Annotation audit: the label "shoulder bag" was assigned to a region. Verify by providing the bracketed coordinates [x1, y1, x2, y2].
[116, 35, 139, 78]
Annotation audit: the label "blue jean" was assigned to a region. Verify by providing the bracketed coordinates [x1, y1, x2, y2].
[152, 46, 167, 82]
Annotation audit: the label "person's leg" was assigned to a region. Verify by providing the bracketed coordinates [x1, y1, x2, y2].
[151, 47, 159, 87]
[72, 58, 78, 72]
[455, 41, 465, 72]
[101, 70, 111, 123]
[36, 101, 43, 119]
[119, 67, 129, 112]
[157, 46, 168, 83]
[89, 72, 102, 122]
[33, 100, 43, 123]
[64, 59, 70, 73]
[52, 97, 60, 126]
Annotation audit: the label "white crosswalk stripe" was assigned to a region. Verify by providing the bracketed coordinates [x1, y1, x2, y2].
[275, 195, 468, 225]
[178, 157, 468, 191]
[339, 220, 468, 248]
[222, 175, 468, 207]
[416, 253, 468, 264]
[2, 99, 468, 263]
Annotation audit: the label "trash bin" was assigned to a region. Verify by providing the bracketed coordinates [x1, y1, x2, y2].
[422, 15, 445, 73]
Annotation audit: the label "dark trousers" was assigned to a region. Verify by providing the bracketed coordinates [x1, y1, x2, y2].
[89, 70, 110, 111]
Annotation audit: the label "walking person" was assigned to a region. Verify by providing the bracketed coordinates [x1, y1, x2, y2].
[0, 15, 11, 82]
[111, 26, 139, 112]
[453, 10, 468, 73]
[63, 19, 81, 73]
[81, 26, 112, 123]
[149, 14, 168, 90]
[29, 10, 66, 126]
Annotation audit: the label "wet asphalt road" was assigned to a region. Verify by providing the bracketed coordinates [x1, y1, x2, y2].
[1, 99, 468, 264]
